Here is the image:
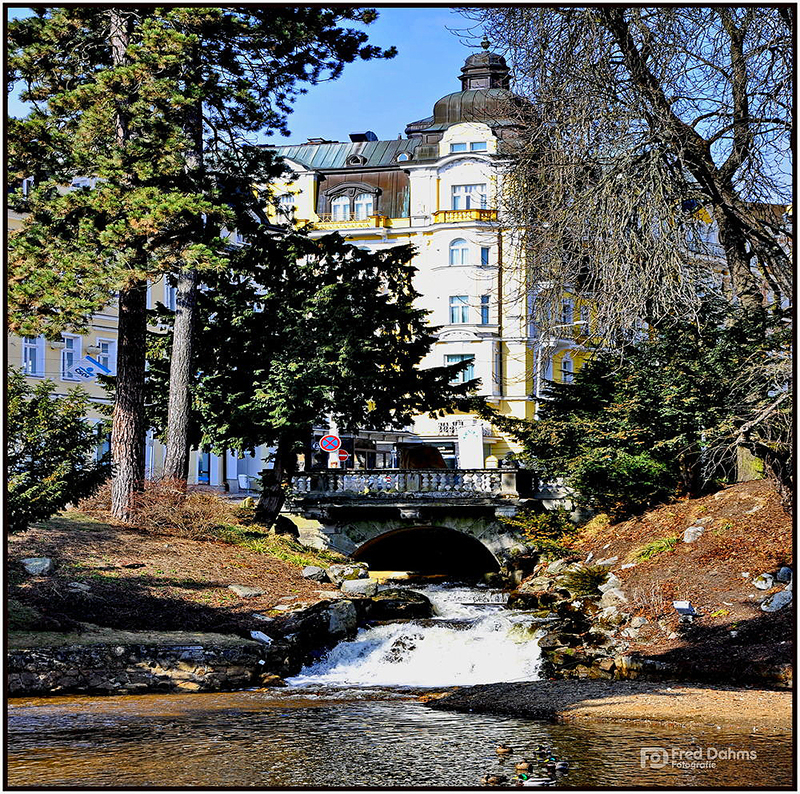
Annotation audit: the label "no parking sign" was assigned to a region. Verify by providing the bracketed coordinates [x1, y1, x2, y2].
[319, 434, 341, 453]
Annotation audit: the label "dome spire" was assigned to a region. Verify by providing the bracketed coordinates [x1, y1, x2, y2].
[460, 43, 510, 91]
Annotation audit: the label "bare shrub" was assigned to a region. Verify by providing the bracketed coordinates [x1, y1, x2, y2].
[77, 478, 234, 539]
[630, 580, 671, 620]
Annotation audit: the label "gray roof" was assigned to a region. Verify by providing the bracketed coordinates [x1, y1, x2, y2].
[267, 138, 419, 170]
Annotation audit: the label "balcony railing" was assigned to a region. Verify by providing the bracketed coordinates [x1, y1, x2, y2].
[432, 209, 498, 224]
[290, 468, 519, 498]
[313, 214, 390, 230]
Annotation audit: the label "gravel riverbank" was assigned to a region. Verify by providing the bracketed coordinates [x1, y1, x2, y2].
[426, 680, 792, 734]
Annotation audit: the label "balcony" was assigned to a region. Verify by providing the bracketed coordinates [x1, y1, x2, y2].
[313, 214, 391, 230]
[432, 209, 498, 224]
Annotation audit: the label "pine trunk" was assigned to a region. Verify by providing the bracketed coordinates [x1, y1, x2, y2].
[162, 268, 198, 480]
[111, 282, 148, 520]
[254, 436, 298, 528]
[162, 47, 204, 482]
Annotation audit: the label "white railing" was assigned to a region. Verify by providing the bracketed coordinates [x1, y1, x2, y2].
[291, 468, 516, 498]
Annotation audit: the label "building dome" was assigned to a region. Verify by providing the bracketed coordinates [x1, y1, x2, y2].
[432, 88, 518, 127]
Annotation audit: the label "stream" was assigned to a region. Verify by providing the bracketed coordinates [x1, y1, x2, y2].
[6, 583, 792, 788]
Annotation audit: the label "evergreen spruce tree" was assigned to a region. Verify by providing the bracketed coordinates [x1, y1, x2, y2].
[145, 229, 476, 527]
[8, 7, 395, 519]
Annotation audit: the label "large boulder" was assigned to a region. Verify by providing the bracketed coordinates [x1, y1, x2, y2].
[340, 578, 378, 597]
[20, 557, 54, 575]
[369, 588, 433, 620]
[761, 589, 792, 612]
[302, 566, 329, 583]
[326, 562, 369, 587]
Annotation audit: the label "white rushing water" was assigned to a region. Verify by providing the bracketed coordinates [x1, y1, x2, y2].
[287, 585, 542, 688]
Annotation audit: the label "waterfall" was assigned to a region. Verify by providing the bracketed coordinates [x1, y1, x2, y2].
[287, 585, 542, 688]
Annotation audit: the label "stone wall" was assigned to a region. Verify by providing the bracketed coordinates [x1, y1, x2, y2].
[6, 641, 291, 697]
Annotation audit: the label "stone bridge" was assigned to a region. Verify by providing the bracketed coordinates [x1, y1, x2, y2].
[284, 469, 572, 576]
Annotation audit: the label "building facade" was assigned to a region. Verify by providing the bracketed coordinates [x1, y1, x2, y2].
[8, 46, 591, 486]
[267, 46, 590, 468]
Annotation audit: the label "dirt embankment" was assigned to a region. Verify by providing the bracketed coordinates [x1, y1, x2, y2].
[428, 680, 792, 734]
[567, 480, 793, 679]
[7, 512, 342, 639]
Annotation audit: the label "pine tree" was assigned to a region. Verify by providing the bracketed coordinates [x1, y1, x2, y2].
[145, 229, 477, 527]
[7, 7, 396, 518]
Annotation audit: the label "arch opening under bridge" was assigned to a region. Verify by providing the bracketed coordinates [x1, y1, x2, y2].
[351, 525, 501, 577]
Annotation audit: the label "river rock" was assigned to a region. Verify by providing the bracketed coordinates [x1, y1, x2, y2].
[630, 616, 649, 628]
[595, 556, 618, 567]
[683, 526, 704, 543]
[598, 574, 622, 593]
[761, 589, 792, 612]
[325, 563, 369, 586]
[519, 576, 554, 593]
[752, 573, 774, 590]
[340, 578, 378, 597]
[67, 582, 91, 593]
[599, 587, 627, 607]
[21, 557, 54, 575]
[228, 584, 265, 598]
[369, 588, 433, 620]
[776, 566, 792, 584]
[302, 566, 329, 583]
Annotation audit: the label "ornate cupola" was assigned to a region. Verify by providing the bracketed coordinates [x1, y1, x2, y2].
[459, 38, 511, 90]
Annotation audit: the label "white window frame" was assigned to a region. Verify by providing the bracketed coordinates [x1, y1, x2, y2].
[452, 184, 487, 210]
[449, 295, 470, 324]
[561, 354, 574, 384]
[61, 334, 82, 381]
[22, 336, 45, 377]
[278, 194, 295, 217]
[353, 192, 374, 220]
[480, 295, 491, 325]
[470, 141, 487, 151]
[95, 337, 117, 375]
[480, 246, 490, 266]
[561, 299, 574, 326]
[164, 281, 177, 311]
[449, 238, 469, 265]
[445, 353, 475, 384]
[449, 142, 467, 153]
[331, 195, 351, 221]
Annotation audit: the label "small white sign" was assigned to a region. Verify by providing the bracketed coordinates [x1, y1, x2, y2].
[66, 355, 111, 382]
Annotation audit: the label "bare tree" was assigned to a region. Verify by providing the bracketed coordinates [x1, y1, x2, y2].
[459, 6, 793, 505]
[460, 6, 792, 331]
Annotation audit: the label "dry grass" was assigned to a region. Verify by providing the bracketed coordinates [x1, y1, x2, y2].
[79, 479, 236, 540]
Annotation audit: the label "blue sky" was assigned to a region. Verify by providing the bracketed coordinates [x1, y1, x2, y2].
[6, 6, 486, 145]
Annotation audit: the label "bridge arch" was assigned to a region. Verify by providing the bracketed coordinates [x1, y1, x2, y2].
[351, 525, 501, 577]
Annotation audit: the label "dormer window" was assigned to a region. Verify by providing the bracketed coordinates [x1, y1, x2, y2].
[396, 152, 412, 162]
[354, 192, 374, 220]
[323, 182, 381, 221]
[331, 195, 351, 221]
[346, 154, 368, 166]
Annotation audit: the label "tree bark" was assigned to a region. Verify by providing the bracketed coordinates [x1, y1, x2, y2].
[108, 8, 148, 521]
[254, 435, 299, 528]
[111, 281, 148, 519]
[163, 45, 204, 481]
[163, 268, 198, 480]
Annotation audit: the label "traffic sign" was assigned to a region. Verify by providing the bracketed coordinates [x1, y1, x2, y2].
[337, 449, 350, 462]
[319, 434, 341, 452]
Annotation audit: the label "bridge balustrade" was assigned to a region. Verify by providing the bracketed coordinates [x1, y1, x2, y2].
[291, 468, 519, 499]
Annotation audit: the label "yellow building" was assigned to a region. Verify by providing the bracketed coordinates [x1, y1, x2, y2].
[8, 46, 593, 483]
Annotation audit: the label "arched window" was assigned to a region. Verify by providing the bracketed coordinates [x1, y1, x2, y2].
[331, 195, 350, 221]
[561, 355, 574, 384]
[354, 192, 374, 220]
[449, 238, 469, 265]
